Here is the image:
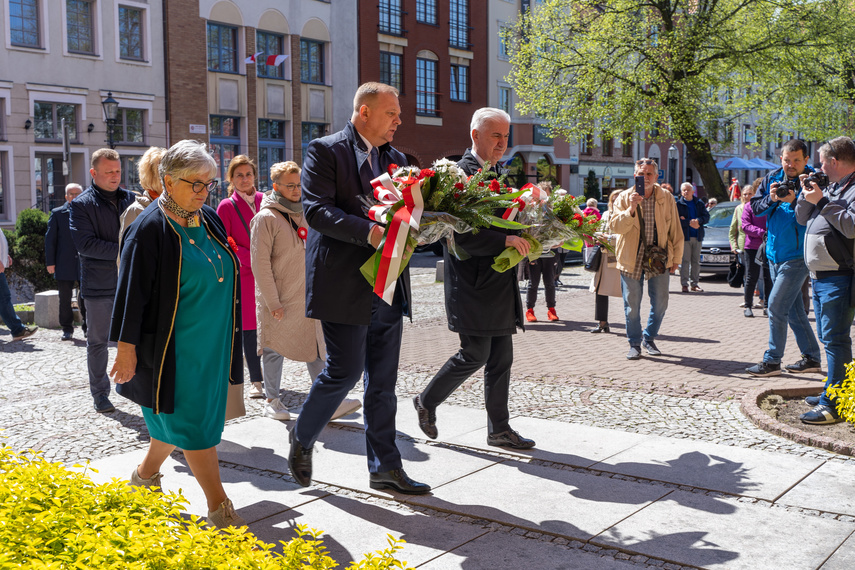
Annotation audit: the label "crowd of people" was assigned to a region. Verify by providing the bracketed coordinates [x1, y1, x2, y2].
[2, 80, 853, 529]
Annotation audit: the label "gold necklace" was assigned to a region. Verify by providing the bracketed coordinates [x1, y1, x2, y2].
[176, 222, 224, 283]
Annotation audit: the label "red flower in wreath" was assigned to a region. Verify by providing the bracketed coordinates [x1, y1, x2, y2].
[454, 182, 465, 190]
[419, 168, 435, 179]
[572, 213, 585, 227]
[490, 179, 501, 193]
[226, 236, 239, 254]
[297, 227, 308, 241]
[387, 163, 399, 176]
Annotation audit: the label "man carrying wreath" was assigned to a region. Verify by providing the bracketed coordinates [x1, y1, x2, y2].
[289, 82, 429, 495]
[413, 107, 536, 450]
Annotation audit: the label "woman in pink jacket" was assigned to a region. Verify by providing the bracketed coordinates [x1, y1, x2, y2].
[216, 155, 264, 398]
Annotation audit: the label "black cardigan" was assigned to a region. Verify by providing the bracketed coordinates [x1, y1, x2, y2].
[110, 202, 243, 414]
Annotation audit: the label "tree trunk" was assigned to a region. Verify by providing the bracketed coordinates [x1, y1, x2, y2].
[685, 142, 728, 201]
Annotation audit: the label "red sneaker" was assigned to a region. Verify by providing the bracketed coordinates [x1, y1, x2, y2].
[525, 308, 537, 322]
[547, 307, 559, 321]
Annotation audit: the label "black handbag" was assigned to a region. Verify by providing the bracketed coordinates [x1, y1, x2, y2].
[640, 213, 667, 276]
[755, 235, 767, 265]
[727, 258, 744, 288]
[584, 245, 603, 272]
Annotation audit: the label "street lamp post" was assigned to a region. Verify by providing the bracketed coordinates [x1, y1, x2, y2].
[101, 92, 119, 150]
[668, 144, 678, 190]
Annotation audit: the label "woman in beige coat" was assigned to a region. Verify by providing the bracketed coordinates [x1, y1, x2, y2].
[588, 190, 622, 333]
[250, 161, 361, 421]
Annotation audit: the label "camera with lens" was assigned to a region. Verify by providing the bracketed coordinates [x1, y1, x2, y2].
[804, 171, 830, 190]
[774, 179, 798, 197]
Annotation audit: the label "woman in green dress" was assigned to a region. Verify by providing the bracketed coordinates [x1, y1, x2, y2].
[110, 140, 245, 529]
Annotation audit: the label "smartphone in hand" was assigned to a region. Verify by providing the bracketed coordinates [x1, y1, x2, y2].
[635, 175, 646, 197]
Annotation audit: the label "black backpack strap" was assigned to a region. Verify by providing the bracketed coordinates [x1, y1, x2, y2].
[230, 196, 252, 240]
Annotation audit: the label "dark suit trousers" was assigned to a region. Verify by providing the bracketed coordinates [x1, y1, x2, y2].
[57, 280, 78, 333]
[294, 291, 404, 474]
[421, 333, 512, 434]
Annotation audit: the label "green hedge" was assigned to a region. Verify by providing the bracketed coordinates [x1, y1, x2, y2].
[0, 446, 411, 569]
[6, 209, 53, 293]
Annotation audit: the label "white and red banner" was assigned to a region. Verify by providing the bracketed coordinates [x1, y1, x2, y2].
[368, 172, 425, 304]
[244, 53, 289, 66]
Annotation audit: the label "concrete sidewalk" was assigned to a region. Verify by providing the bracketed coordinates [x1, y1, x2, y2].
[86, 402, 855, 570]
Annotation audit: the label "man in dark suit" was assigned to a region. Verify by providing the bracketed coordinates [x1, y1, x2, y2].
[413, 107, 536, 449]
[46, 183, 85, 340]
[289, 82, 429, 494]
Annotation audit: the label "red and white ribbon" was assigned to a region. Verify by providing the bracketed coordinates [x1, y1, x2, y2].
[502, 183, 540, 221]
[369, 172, 425, 304]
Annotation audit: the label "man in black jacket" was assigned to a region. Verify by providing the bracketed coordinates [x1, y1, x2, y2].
[289, 82, 429, 495]
[45, 183, 84, 340]
[675, 183, 710, 292]
[70, 149, 134, 413]
[413, 107, 536, 449]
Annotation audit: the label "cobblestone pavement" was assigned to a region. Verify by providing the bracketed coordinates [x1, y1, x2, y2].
[2, 254, 854, 568]
[0, 253, 849, 467]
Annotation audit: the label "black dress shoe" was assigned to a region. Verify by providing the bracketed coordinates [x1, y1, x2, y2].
[61, 331, 73, 341]
[288, 430, 313, 487]
[590, 323, 610, 334]
[369, 468, 431, 495]
[487, 428, 536, 450]
[413, 395, 437, 439]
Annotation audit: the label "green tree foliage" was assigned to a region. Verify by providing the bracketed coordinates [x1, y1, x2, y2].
[584, 170, 600, 200]
[506, 0, 855, 200]
[10, 209, 53, 292]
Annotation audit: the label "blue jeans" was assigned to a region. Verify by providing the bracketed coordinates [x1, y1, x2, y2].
[0, 272, 25, 337]
[620, 272, 670, 347]
[812, 276, 855, 408]
[764, 259, 820, 364]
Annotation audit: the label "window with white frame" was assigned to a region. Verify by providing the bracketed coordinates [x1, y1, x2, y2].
[10, 0, 41, 47]
[498, 24, 510, 59]
[120, 155, 141, 192]
[0, 151, 7, 217]
[108, 108, 145, 145]
[118, 4, 144, 60]
[34, 101, 78, 142]
[498, 86, 511, 114]
[66, 0, 95, 55]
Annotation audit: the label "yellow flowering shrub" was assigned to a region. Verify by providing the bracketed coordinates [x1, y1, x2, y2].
[0, 446, 410, 569]
[827, 361, 855, 424]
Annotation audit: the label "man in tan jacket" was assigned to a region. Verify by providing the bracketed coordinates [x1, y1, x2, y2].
[610, 158, 684, 360]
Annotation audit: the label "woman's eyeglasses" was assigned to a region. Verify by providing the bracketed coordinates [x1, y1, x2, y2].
[179, 178, 219, 194]
[278, 183, 301, 191]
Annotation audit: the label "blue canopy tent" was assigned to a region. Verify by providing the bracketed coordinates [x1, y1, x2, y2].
[747, 157, 778, 170]
[715, 157, 756, 170]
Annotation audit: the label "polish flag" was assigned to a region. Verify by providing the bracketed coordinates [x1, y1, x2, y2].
[244, 51, 263, 64]
[265, 54, 289, 66]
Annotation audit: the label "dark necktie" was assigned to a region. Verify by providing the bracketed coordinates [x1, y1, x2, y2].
[370, 147, 381, 178]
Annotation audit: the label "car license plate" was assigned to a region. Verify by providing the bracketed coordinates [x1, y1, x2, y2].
[702, 254, 730, 263]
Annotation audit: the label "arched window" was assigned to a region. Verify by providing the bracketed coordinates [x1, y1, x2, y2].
[536, 155, 557, 186]
[505, 154, 527, 188]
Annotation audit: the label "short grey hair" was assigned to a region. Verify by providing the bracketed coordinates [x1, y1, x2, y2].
[65, 183, 83, 193]
[470, 108, 511, 142]
[159, 140, 217, 188]
[680, 182, 693, 192]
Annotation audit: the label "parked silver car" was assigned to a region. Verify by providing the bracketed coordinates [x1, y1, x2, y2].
[699, 200, 739, 274]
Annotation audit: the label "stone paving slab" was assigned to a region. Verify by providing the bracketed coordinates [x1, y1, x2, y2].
[589, 435, 825, 500]
[406, 460, 671, 541]
[248, 492, 489, 568]
[447, 415, 653, 468]
[419, 530, 640, 570]
[822, 531, 855, 570]
[85, 449, 323, 524]
[777, 461, 855, 517]
[593, 490, 855, 570]
[218, 418, 501, 494]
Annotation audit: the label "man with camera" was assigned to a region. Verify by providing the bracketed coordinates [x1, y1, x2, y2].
[794, 136, 855, 424]
[746, 139, 821, 377]
[610, 158, 683, 360]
